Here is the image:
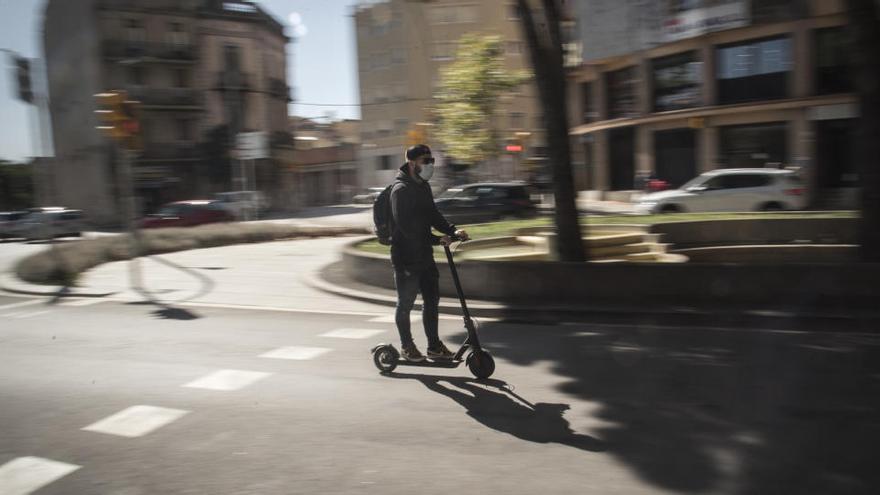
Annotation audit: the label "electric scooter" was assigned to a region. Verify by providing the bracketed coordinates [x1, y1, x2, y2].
[371, 236, 496, 379]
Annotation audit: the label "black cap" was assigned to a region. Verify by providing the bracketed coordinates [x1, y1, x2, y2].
[405, 144, 431, 161]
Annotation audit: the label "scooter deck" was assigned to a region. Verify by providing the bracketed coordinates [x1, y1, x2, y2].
[393, 357, 461, 369]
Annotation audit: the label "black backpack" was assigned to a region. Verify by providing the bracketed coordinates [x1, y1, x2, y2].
[372, 182, 396, 245]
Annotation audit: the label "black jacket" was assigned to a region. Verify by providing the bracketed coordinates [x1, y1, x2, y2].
[390, 164, 456, 269]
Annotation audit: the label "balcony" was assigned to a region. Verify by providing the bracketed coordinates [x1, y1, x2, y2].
[139, 142, 200, 162]
[126, 87, 203, 109]
[268, 78, 292, 102]
[102, 40, 196, 62]
[215, 71, 251, 92]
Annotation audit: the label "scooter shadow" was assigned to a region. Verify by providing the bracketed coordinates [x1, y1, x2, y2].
[385, 372, 606, 453]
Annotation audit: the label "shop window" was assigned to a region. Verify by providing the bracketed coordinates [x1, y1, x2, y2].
[716, 37, 791, 104]
[653, 51, 702, 112]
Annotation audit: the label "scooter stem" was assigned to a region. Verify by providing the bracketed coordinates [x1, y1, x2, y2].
[444, 243, 480, 350]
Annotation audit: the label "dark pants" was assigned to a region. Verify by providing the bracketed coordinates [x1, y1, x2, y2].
[393, 263, 440, 348]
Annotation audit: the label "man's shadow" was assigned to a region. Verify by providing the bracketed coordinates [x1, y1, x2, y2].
[387, 373, 605, 453]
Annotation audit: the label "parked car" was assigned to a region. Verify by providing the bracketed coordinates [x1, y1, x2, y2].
[352, 187, 386, 204]
[214, 191, 269, 220]
[635, 168, 807, 214]
[0, 211, 28, 238]
[435, 182, 539, 224]
[8, 207, 85, 240]
[140, 200, 235, 229]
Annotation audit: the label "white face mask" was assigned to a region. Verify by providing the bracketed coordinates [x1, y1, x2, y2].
[418, 162, 434, 182]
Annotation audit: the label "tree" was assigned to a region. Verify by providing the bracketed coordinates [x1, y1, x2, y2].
[516, 0, 585, 262]
[434, 35, 528, 166]
[846, 0, 880, 262]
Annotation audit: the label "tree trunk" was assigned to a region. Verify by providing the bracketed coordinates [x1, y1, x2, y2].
[517, 0, 585, 262]
[847, 0, 880, 261]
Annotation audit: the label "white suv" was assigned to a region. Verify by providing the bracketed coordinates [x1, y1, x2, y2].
[635, 168, 807, 214]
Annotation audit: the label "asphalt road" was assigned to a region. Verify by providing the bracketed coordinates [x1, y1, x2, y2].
[2, 293, 879, 494]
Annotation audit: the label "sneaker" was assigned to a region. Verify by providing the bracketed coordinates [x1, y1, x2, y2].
[401, 344, 426, 362]
[427, 342, 455, 360]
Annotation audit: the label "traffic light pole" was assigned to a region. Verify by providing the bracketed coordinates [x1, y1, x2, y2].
[117, 146, 145, 293]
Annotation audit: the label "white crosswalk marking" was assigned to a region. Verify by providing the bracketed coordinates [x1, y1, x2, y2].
[11, 310, 53, 319]
[82, 405, 190, 438]
[182, 369, 272, 391]
[0, 300, 43, 312]
[369, 314, 420, 324]
[319, 328, 385, 339]
[259, 346, 331, 360]
[0, 456, 81, 495]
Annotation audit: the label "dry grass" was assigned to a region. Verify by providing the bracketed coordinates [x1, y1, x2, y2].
[15, 223, 371, 286]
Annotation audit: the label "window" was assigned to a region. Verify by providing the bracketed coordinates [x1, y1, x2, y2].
[224, 44, 241, 71]
[719, 122, 788, 169]
[174, 68, 188, 88]
[378, 155, 393, 170]
[652, 51, 702, 112]
[176, 119, 191, 141]
[506, 41, 523, 56]
[750, 0, 807, 23]
[125, 18, 145, 42]
[168, 21, 188, 45]
[815, 27, 853, 95]
[510, 112, 525, 129]
[507, 3, 520, 20]
[581, 82, 597, 123]
[394, 118, 409, 133]
[432, 42, 456, 61]
[716, 37, 792, 104]
[391, 48, 406, 65]
[128, 66, 145, 86]
[429, 4, 477, 24]
[606, 66, 639, 119]
[718, 174, 773, 189]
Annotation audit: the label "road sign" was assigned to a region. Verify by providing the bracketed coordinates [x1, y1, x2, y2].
[236, 131, 269, 160]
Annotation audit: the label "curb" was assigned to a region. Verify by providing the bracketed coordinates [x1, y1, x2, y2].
[0, 273, 119, 298]
[306, 262, 880, 330]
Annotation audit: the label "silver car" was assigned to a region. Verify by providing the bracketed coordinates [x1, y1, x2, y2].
[10, 207, 85, 240]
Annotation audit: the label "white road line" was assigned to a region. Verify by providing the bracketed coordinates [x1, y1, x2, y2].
[81, 405, 190, 438]
[12, 310, 53, 319]
[369, 314, 421, 324]
[160, 300, 481, 322]
[0, 456, 81, 495]
[319, 328, 386, 339]
[0, 299, 43, 312]
[182, 369, 272, 391]
[259, 346, 332, 360]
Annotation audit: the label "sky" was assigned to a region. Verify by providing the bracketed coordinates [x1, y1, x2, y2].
[0, 0, 361, 162]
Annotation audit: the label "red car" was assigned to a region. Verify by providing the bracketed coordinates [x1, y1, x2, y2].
[140, 200, 235, 229]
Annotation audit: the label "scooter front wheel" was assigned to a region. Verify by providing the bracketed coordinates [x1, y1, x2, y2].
[372, 344, 399, 373]
[466, 350, 495, 379]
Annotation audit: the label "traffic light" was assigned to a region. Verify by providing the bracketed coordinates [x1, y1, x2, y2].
[94, 90, 142, 150]
[15, 56, 33, 104]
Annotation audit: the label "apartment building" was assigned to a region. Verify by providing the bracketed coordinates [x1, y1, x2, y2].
[43, 0, 292, 223]
[353, 0, 544, 188]
[568, 0, 859, 207]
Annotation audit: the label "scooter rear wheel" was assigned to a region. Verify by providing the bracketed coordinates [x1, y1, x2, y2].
[372, 344, 399, 373]
[466, 350, 495, 379]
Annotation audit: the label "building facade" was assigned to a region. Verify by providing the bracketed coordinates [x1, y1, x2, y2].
[353, 0, 545, 189]
[568, 0, 859, 208]
[43, 0, 292, 224]
[285, 116, 361, 207]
